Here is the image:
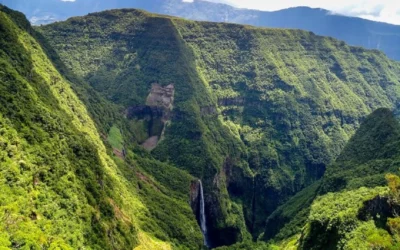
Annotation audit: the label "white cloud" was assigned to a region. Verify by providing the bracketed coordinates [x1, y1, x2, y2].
[201, 0, 400, 25]
[60, 0, 76, 2]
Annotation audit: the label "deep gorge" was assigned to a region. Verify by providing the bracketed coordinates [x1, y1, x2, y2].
[2, 3, 400, 249]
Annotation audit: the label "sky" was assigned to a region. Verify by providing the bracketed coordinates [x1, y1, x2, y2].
[191, 0, 400, 25]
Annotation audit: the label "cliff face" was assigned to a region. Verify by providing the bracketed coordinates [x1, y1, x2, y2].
[38, 11, 250, 246]
[0, 6, 142, 248]
[127, 83, 175, 150]
[264, 108, 400, 245]
[37, 8, 400, 247]
[0, 5, 203, 249]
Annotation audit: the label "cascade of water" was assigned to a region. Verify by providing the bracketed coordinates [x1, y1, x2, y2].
[199, 180, 209, 247]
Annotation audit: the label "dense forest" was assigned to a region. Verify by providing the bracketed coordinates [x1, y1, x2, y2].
[2, 4, 400, 249]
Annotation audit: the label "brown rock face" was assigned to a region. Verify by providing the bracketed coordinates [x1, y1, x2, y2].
[190, 180, 201, 216]
[141, 83, 175, 150]
[127, 83, 175, 150]
[141, 136, 159, 151]
[218, 97, 244, 106]
[146, 83, 174, 121]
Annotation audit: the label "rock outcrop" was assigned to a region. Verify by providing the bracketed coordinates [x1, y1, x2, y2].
[146, 83, 175, 117]
[126, 83, 175, 150]
[190, 180, 201, 216]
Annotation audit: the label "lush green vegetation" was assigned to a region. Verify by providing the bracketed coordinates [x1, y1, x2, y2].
[0, 5, 203, 249]
[107, 125, 123, 151]
[3, 3, 400, 249]
[321, 108, 400, 194]
[301, 109, 400, 249]
[260, 108, 400, 250]
[38, 10, 253, 247]
[37, 8, 400, 248]
[301, 186, 390, 249]
[263, 108, 400, 244]
[262, 181, 321, 241]
[173, 20, 400, 240]
[300, 170, 400, 250]
[0, 7, 138, 248]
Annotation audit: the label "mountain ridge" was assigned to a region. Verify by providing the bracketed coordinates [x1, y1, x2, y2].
[38, 7, 400, 247]
[263, 108, 400, 244]
[3, 3, 400, 249]
[0, 5, 204, 249]
[298, 108, 400, 249]
[3, 0, 400, 61]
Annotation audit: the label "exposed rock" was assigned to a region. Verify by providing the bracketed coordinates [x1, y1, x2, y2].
[141, 136, 159, 151]
[126, 105, 163, 120]
[126, 83, 175, 150]
[358, 195, 391, 221]
[190, 180, 201, 216]
[126, 83, 174, 120]
[218, 97, 244, 106]
[146, 83, 174, 121]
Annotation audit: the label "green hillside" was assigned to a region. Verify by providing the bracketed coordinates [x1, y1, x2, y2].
[0, 5, 202, 249]
[300, 170, 400, 249]
[297, 108, 400, 249]
[264, 108, 400, 248]
[37, 8, 400, 247]
[321, 108, 400, 194]
[3, 4, 400, 249]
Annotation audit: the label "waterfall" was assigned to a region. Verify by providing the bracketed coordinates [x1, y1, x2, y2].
[199, 180, 209, 247]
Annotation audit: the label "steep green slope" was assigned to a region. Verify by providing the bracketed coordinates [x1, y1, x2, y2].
[265, 108, 400, 246]
[37, 9, 400, 246]
[321, 108, 400, 194]
[262, 181, 321, 242]
[298, 108, 400, 248]
[172, 20, 400, 239]
[300, 172, 400, 249]
[0, 5, 203, 249]
[38, 9, 252, 247]
[300, 186, 392, 249]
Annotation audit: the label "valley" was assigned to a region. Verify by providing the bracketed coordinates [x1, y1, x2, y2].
[1, 3, 400, 249]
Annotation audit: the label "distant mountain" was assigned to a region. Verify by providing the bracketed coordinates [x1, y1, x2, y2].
[2, 0, 400, 61]
[165, 3, 400, 61]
